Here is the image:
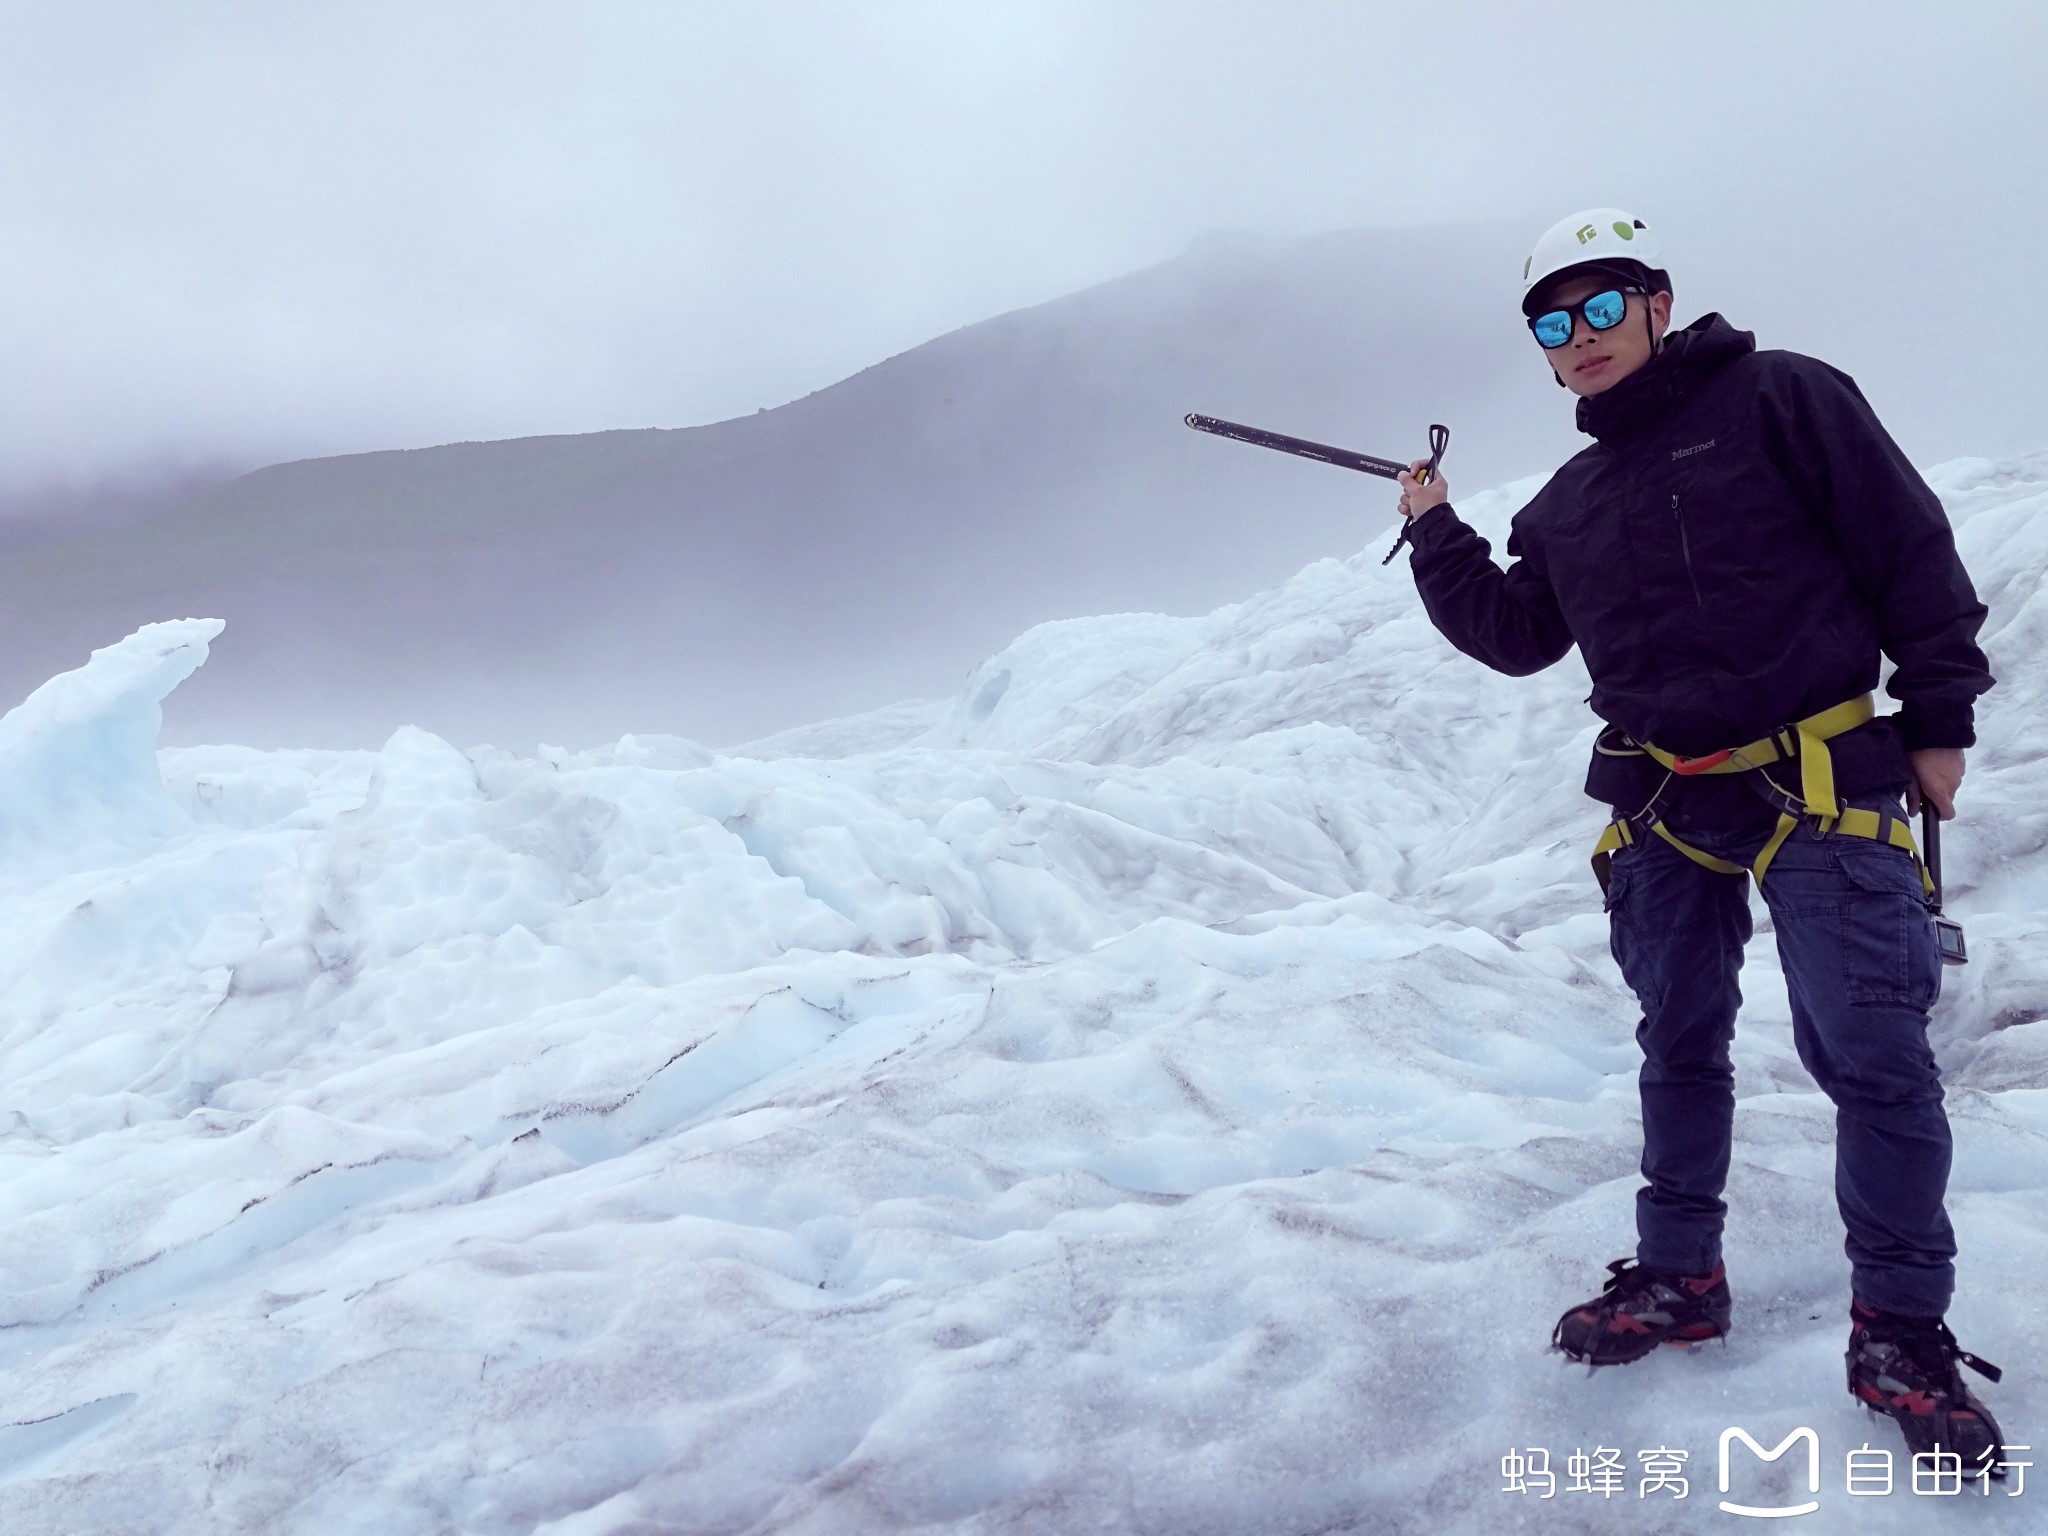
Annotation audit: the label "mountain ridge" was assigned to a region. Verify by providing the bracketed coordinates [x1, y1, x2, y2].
[0, 220, 1569, 751]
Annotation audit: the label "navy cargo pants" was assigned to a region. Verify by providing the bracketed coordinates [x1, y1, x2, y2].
[1602, 789, 1955, 1317]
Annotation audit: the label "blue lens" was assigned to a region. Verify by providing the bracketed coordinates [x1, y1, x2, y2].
[1532, 310, 1573, 348]
[1584, 289, 1628, 330]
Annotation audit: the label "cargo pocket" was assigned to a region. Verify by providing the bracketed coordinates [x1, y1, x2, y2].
[1829, 838, 1941, 1011]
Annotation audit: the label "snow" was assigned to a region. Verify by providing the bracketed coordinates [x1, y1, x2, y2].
[1, 455, 2046, 1532]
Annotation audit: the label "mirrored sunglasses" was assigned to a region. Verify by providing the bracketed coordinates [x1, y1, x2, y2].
[1528, 287, 1643, 349]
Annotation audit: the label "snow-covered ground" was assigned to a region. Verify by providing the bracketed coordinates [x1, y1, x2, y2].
[1, 455, 2045, 1534]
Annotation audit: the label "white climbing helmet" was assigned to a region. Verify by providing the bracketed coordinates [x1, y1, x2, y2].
[1521, 208, 1668, 315]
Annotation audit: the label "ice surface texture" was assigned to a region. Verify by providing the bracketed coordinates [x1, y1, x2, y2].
[0, 460, 2045, 1533]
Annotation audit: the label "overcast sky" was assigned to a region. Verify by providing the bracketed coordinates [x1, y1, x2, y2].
[3, 0, 2045, 493]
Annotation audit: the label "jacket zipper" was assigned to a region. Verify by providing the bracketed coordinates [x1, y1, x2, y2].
[1673, 493, 1704, 607]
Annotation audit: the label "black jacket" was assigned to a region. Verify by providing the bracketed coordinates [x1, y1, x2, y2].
[1404, 314, 1993, 824]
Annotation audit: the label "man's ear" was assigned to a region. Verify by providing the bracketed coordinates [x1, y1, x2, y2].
[1650, 291, 1674, 343]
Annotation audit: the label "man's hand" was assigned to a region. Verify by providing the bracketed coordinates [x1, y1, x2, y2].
[1396, 460, 1451, 521]
[1905, 747, 1965, 820]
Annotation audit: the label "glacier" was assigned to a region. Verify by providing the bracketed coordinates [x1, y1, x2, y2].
[0, 455, 2044, 1533]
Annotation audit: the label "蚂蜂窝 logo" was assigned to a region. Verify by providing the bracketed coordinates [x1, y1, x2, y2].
[1720, 1425, 1821, 1517]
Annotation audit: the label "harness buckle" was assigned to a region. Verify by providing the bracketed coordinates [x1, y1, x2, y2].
[1669, 748, 1734, 776]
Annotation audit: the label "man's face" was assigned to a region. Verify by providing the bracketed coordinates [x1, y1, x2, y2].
[1534, 272, 1674, 397]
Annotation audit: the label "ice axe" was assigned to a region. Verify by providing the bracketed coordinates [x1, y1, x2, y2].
[1183, 414, 1449, 564]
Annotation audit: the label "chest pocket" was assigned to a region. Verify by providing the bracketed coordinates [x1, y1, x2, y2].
[1655, 435, 1831, 615]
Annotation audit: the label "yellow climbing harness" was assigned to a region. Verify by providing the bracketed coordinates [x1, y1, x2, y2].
[1590, 693, 1935, 899]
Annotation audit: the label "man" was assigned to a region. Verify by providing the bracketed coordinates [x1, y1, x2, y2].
[1392, 208, 2004, 1473]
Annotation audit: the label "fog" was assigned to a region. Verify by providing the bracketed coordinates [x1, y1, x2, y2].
[0, 223, 1588, 749]
[4, 0, 2044, 497]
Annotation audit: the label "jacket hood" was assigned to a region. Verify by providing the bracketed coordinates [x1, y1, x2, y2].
[1576, 313, 1756, 441]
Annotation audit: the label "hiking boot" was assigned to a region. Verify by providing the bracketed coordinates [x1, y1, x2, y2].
[1551, 1257, 1731, 1367]
[1846, 1299, 2008, 1480]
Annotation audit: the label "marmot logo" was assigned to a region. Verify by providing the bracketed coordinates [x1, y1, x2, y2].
[1672, 440, 1718, 460]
